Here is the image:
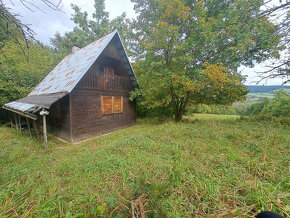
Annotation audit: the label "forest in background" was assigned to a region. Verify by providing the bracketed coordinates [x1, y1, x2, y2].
[0, 0, 289, 121]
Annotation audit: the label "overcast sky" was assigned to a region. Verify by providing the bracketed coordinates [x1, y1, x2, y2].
[4, 0, 287, 85]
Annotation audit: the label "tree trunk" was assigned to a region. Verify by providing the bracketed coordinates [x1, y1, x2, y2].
[173, 95, 189, 122]
[174, 100, 184, 122]
[174, 108, 183, 122]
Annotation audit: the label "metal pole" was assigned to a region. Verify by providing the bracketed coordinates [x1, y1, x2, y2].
[43, 113, 47, 149]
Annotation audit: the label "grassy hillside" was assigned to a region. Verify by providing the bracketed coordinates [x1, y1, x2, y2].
[0, 116, 289, 217]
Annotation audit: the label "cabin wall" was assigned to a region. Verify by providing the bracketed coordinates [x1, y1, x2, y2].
[70, 48, 136, 142]
[70, 89, 136, 142]
[47, 95, 72, 142]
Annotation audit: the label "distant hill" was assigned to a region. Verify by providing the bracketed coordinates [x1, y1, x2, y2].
[246, 85, 290, 93]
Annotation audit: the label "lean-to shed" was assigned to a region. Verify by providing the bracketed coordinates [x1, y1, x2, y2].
[3, 30, 138, 143]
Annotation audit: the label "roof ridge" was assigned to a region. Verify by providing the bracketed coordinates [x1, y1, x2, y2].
[71, 30, 117, 55]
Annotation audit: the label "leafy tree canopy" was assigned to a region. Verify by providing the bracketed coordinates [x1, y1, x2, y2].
[0, 40, 63, 106]
[50, 0, 131, 54]
[130, 0, 282, 121]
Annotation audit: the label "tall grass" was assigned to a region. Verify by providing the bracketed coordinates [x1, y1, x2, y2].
[0, 116, 289, 217]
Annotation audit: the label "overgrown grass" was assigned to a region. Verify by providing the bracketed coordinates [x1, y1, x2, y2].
[0, 116, 289, 217]
[185, 113, 240, 121]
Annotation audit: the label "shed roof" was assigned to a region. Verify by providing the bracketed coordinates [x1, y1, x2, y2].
[29, 30, 137, 96]
[3, 93, 67, 119]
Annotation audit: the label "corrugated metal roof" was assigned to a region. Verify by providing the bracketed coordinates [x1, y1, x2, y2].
[3, 101, 39, 120]
[29, 30, 137, 96]
[3, 93, 66, 118]
[4, 102, 37, 112]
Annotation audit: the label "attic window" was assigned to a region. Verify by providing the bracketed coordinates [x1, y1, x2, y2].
[101, 96, 123, 115]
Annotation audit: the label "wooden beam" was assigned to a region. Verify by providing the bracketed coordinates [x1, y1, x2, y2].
[26, 118, 32, 137]
[9, 114, 13, 128]
[18, 115, 22, 133]
[3, 106, 37, 120]
[33, 120, 40, 141]
[14, 114, 18, 130]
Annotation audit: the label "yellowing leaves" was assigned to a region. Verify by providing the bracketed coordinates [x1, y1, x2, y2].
[202, 62, 228, 83]
[156, 21, 168, 27]
[171, 73, 198, 95]
[159, 0, 189, 22]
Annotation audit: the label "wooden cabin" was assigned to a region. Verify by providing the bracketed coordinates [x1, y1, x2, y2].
[3, 30, 138, 143]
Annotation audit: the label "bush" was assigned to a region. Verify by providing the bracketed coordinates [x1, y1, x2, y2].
[187, 104, 237, 115]
[136, 98, 174, 119]
[240, 114, 290, 125]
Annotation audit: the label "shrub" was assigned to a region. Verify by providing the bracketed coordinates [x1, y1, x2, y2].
[187, 104, 237, 115]
[240, 114, 290, 125]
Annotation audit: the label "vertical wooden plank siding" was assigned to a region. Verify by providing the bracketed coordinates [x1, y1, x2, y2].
[71, 89, 136, 142]
[46, 95, 72, 142]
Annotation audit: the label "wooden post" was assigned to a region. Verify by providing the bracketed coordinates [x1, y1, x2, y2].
[18, 115, 22, 133]
[9, 114, 13, 128]
[33, 120, 40, 141]
[14, 114, 18, 130]
[26, 118, 32, 137]
[40, 109, 49, 149]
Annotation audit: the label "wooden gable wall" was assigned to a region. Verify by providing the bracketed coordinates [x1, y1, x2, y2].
[69, 39, 136, 142]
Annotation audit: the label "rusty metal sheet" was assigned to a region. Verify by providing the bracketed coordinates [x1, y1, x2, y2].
[29, 30, 118, 96]
[3, 93, 66, 120]
[4, 102, 37, 112]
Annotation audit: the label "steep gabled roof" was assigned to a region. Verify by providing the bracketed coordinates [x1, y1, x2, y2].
[3, 30, 137, 116]
[29, 30, 137, 96]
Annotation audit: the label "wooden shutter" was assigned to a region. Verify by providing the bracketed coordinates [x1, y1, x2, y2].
[101, 96, 123, 115]
[113, 96, 123, 113]
[101, 96, 113, 115]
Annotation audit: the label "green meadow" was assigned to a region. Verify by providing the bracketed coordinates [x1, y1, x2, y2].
[0, 115, 289, 217]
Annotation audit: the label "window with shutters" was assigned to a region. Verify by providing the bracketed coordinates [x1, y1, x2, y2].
[101, 96, 123, 115]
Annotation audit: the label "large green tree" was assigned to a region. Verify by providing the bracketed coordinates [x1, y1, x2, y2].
[51, 0, 132, 54]
[0, 40, 63, 106]
[130, 0, 281, 121]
